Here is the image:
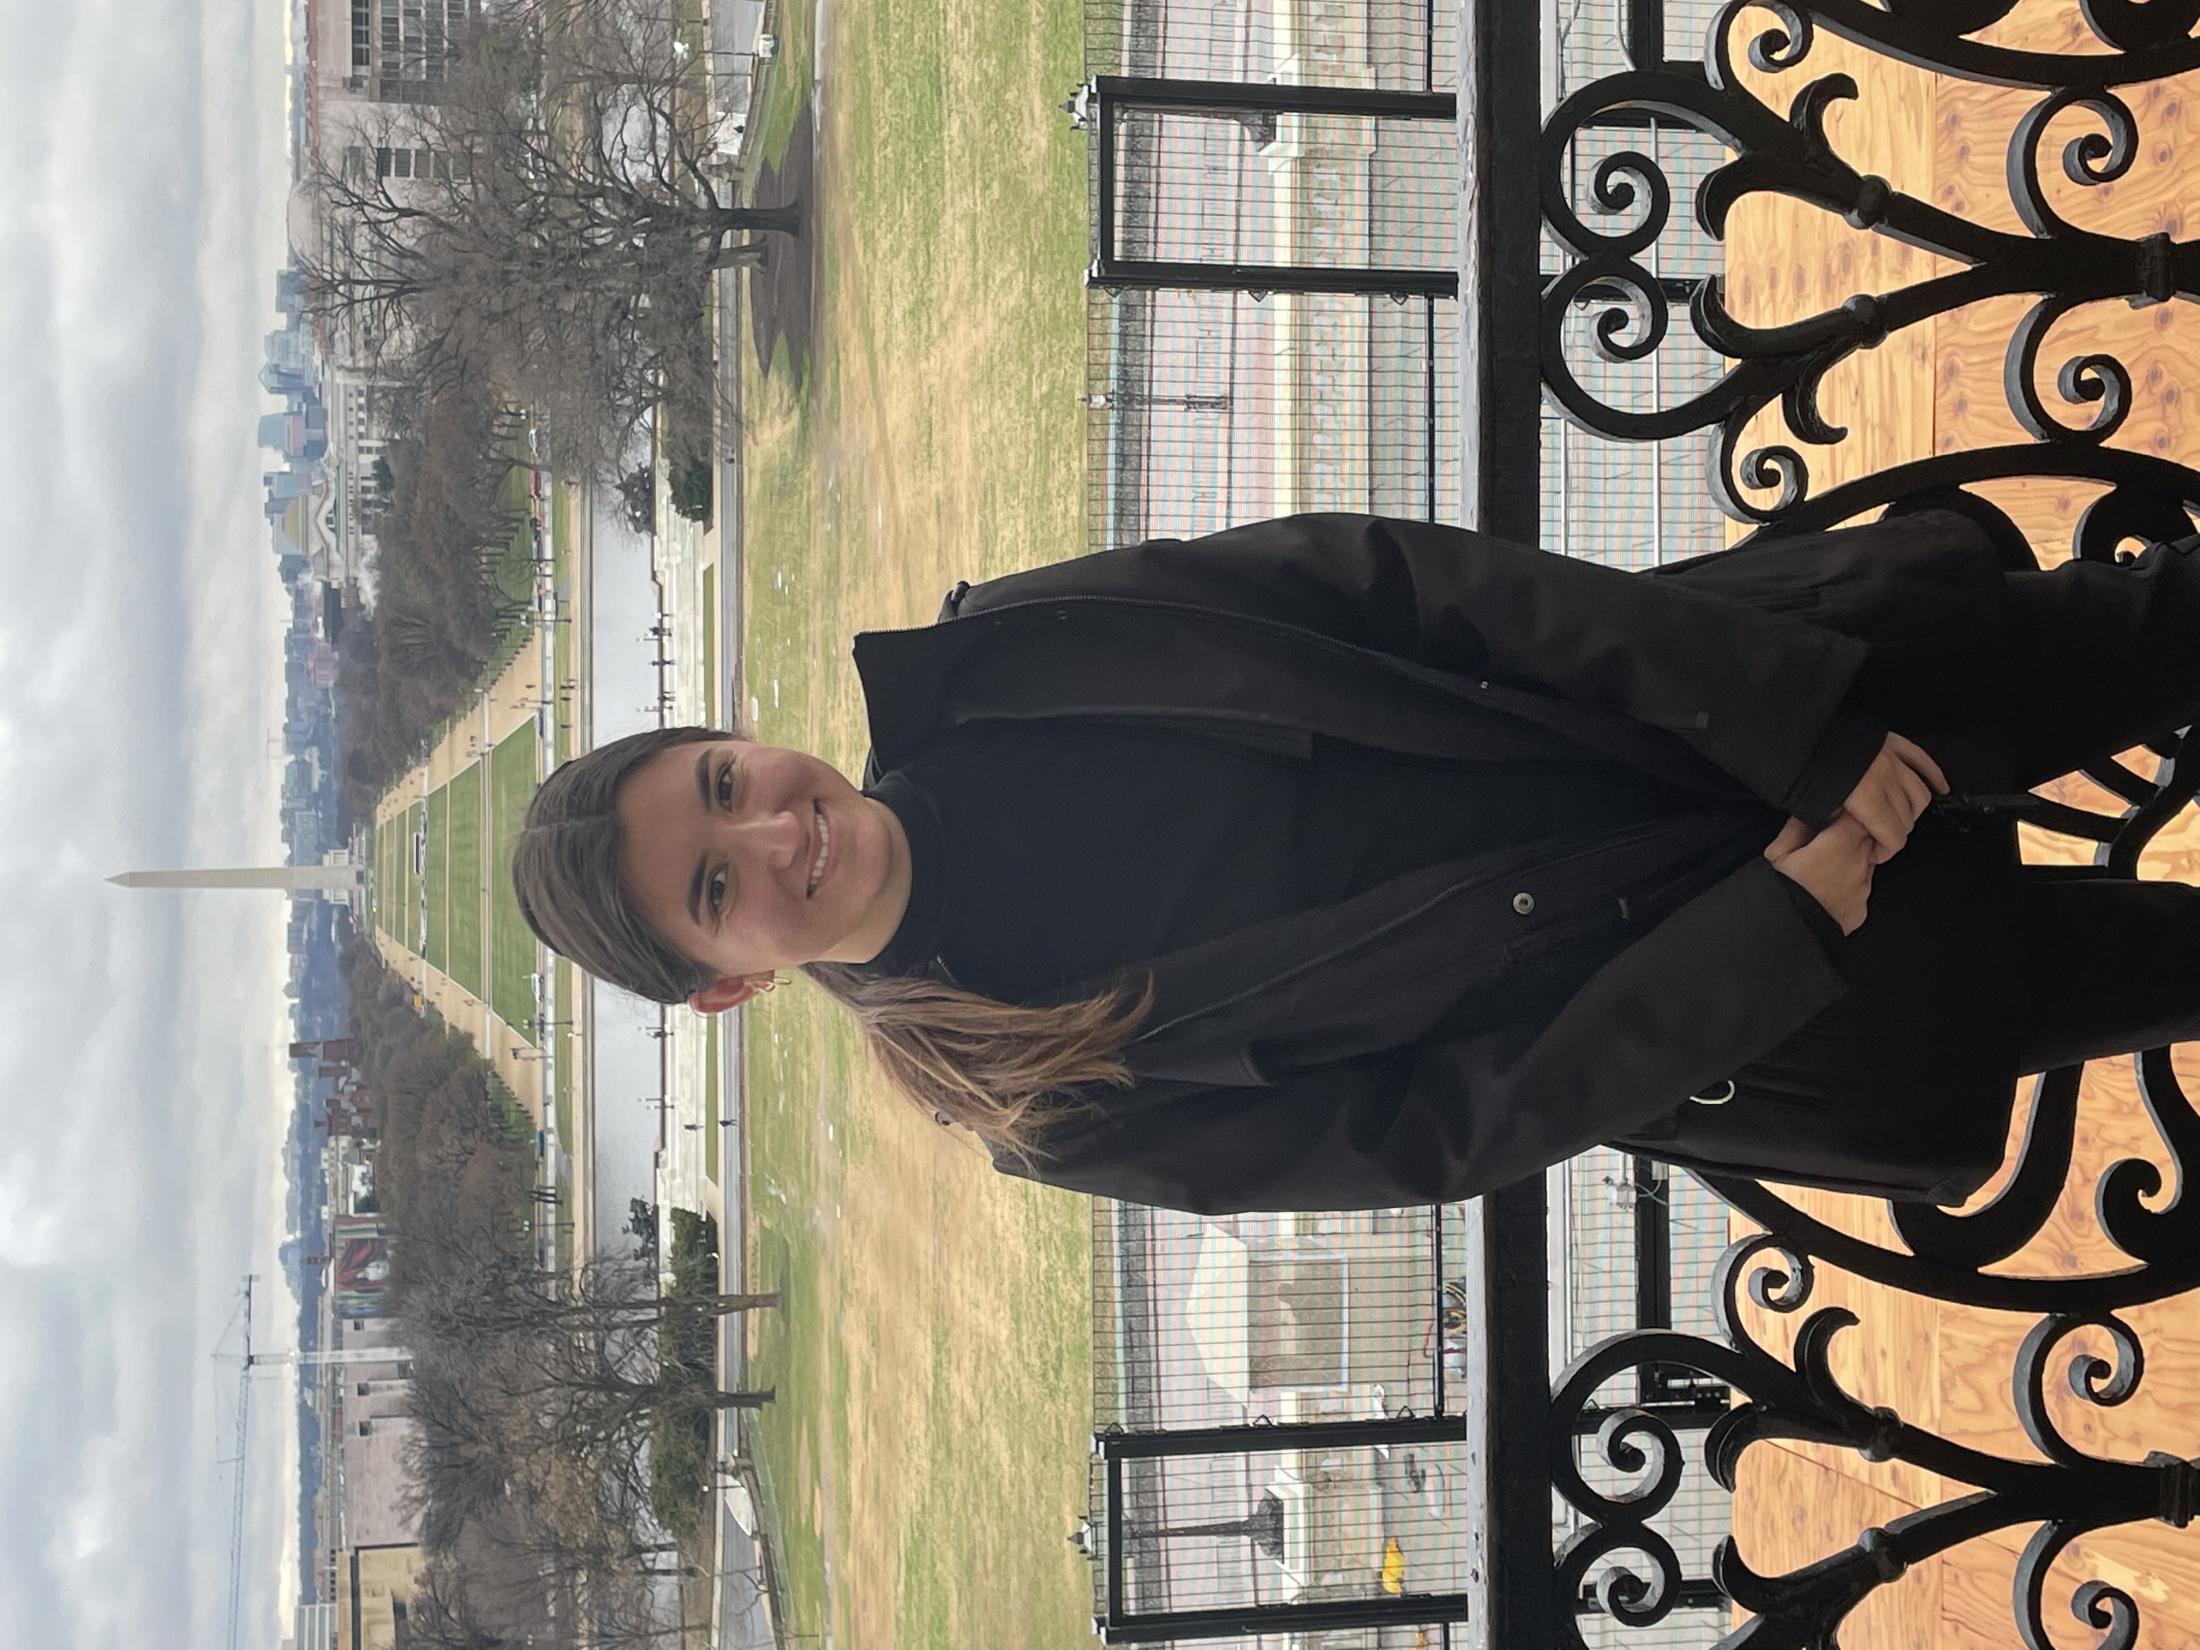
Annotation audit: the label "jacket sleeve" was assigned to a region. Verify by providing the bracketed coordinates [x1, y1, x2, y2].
[967, 512, 1887, 829]
[993, 853, 1856, 1214]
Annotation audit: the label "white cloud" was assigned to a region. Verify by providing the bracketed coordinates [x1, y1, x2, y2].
[0, 1, 302, 1645]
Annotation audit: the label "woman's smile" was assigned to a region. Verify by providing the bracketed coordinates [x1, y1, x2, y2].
[807, 798, 834, 896]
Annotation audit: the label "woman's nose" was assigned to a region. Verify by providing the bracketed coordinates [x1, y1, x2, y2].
[730, 804, 806, 866]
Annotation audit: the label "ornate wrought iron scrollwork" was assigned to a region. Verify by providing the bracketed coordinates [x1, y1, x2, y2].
[1690, 466, 2200, 1317]
[1519, 7, 2200, 1649]
[1553, 1237, 2200, 1650]
[1535, 2, 2200, 522]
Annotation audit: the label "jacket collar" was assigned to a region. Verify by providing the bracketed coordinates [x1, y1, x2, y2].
[853, 588, 1745, 806]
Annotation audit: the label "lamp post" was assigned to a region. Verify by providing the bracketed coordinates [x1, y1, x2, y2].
[1083, 389, 1233, 412]
[1070, 1490, 1286, 1560]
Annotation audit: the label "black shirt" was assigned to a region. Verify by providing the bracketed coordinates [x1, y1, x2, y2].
[851, 719, 1811, 1007]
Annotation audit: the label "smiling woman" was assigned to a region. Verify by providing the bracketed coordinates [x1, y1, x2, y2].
[508, 509, 2200, 1220]
[509, 722, 1158, 1166]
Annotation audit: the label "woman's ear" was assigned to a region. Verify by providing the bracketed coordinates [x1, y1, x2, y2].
[689, 974, 777, 1015]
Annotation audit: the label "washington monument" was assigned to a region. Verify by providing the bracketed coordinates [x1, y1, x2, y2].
[107, 864, 364, 892]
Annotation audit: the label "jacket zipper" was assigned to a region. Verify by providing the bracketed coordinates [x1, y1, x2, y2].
[1129, 819, 1671, 1048]
[950, 589, 1715, 735]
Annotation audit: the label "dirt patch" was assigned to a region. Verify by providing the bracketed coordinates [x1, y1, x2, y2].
[748, 103, 818, 385]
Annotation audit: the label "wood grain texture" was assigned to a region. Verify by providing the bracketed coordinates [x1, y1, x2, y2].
[1700, 5, 2200, 1643]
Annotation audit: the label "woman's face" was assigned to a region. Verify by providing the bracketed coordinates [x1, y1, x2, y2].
[615, 735, 906, 988]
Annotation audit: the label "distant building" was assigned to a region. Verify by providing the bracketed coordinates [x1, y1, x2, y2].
[326, 1085, 379, 1141]
[265, 466, 312, 515]
[332, 1543, 420, 1650]
[258, 395, 329, 465]
[324, 370, 396, 572]
[269, 322, 314, 377]
[323, 1313, 423, 1641]
[331, 1208, 392, 1316]
[295, 0, 476, 374]
[342, 1403, 419, 1547]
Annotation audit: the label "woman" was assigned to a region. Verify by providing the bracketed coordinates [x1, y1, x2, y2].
[513, 505, 2200, 1214]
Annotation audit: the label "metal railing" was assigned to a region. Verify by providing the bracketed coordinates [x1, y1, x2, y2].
[1087, 1156, 1742, 1648]
[1072, 0, 2200, 1644]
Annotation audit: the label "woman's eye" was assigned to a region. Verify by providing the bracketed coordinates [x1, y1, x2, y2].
[716, 764, 735, 807]
[708, 870, 728, 915]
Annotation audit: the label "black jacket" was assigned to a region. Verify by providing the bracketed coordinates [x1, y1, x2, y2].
[850, 508, 2024, 1213]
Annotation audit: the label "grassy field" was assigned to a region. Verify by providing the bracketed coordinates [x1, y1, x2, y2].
[405, 802, 425, 948]
[447, 764, 485, 997]
[489, 722, 540, 1039]
[736, 0, 1099, 1640]
[425, 787, 451, 974]
[371, 451, 558, 1055]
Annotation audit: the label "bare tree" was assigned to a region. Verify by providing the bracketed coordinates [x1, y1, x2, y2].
[403, 1229, 782, 1344]
[485, 1305, 775, 1431]
[296, 0, 799, 482]
[349, 946, 783, 1636]
[394, 1559, 512, 1649]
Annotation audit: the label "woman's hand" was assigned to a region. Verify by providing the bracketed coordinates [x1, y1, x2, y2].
[1842, 732, 1949, 865]
[1764, 811, 1879, 936]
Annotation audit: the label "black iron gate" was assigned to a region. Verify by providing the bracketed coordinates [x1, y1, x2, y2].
[1075, 0, 2200, 1645]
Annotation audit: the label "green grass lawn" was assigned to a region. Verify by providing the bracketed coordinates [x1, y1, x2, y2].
[738, 0, 1098, 1639]
[489, 723, 541, 1039]
[425, 787, 451, 975]
[406, 802, 426, 949]
[383, 808, 399, 944]
[447, 764, 485, 997]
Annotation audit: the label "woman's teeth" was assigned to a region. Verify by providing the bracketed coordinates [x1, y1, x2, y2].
[808, 802, 831, 894]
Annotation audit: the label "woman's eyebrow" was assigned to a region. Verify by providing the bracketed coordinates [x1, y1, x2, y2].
[685, 752, 717, 929]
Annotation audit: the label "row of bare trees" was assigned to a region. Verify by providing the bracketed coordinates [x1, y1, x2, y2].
[344, 946, 780, 1647]
[298, 0, 799, 491]
[335, 376, 540, 814]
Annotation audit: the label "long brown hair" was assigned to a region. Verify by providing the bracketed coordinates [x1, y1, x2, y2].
[509, 724, 1157, 1167]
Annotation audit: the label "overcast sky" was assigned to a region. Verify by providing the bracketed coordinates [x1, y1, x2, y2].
[0, 0, 301, 1644]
